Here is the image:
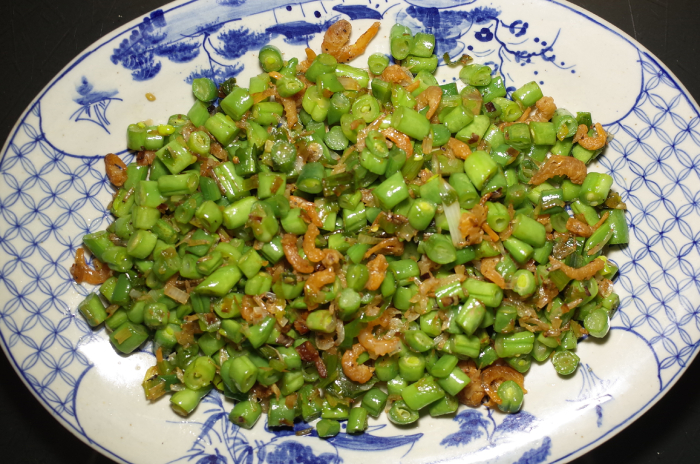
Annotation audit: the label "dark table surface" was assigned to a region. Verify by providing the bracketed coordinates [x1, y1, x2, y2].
[1, 1, 699, 463]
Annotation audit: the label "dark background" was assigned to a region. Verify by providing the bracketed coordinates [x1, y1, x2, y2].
[1, 0, 699, 463]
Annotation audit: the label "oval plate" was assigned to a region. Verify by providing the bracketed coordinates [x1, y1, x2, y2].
[1, 1, 698, 463]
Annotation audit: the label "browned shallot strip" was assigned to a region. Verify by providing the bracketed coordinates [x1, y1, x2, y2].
[592, 211, 610, 231]
[296, 340, 327, 378]
[282, 233, 314, 274]
[136, 150, 156, 166]
[104, 153, 127, 187]
[457, 360, 485, 407]
[341, 343, 374, 383]
[252, 87, 276, 104]
[548, 256, 605, 280]
[482, 223, 500, 242]
[364, 237, 404, 259]
[365, 254, 388, 291]
[529, 154, 587, 186]
[71, 248, 112, 285]
[517, 106, 533, 122]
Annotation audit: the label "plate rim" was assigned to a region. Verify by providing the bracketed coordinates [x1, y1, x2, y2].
[1, 1, 699, 463]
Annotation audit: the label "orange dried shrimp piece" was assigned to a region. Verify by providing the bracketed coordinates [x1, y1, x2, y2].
[576, 123, 608, 150]
[365, 254, 389, 291]
[282, 233, 314, 274]
[447, 137, 472, 160]
[382, 127, 413, 158]
[529, 96, 557, 123]
[289, 196, 324, 228]
[480, 256, 506, 289]
[104, 153, 127, 187]
[321, 19, 381, 63]
[459, 204, 487, 245]
[457, 360, 485, 407]
[303, 223, 325, 263]
[71, 248, 112, 285]
[358, 309, 400, 357]
[481, 365, 527, 408]
[341, 343, 375, 383]
[548, 256, 605, 280]
[304, 267, 336, 310]
[297, 47, 317, 73]
[573, 124, 588, 144]
[380, 64, 414, 86]
[529, 154, 587, 186]
[364, 237, 404, 259]
[415, 86, 442, 120]
[566, 217, 593, 237]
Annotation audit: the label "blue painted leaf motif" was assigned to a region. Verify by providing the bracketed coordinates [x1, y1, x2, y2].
[266, 21, 325, 46]
[155, 40, 202, 63]
[214, 28, 271, 60]
[492, 411, 538, 436]
[332, 5, 383, 20]
[325, 430, 423, 451]
[513, 437, 551, 464]
[195, 449, 228, 464]
[440, 409, 491, 447]
[265, 441, 342, 464]
[110, 10, 168, 81]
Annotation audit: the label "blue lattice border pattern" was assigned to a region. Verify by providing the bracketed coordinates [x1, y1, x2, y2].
[0, 101, 114, 433]
[601, 50, 700, 389]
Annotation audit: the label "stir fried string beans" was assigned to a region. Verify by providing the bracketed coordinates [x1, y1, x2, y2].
[73, 18, 627, 435]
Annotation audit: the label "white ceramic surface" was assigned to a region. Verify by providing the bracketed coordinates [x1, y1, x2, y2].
[1, 1, 698, 463]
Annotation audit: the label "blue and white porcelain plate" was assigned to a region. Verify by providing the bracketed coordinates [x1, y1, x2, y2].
[1, 0, 698, 463]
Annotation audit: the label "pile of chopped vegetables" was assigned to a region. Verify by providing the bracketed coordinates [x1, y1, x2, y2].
[72, 19, 628, 436]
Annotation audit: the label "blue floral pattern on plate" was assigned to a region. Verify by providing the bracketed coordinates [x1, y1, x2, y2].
[1, 0, 699, 463]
